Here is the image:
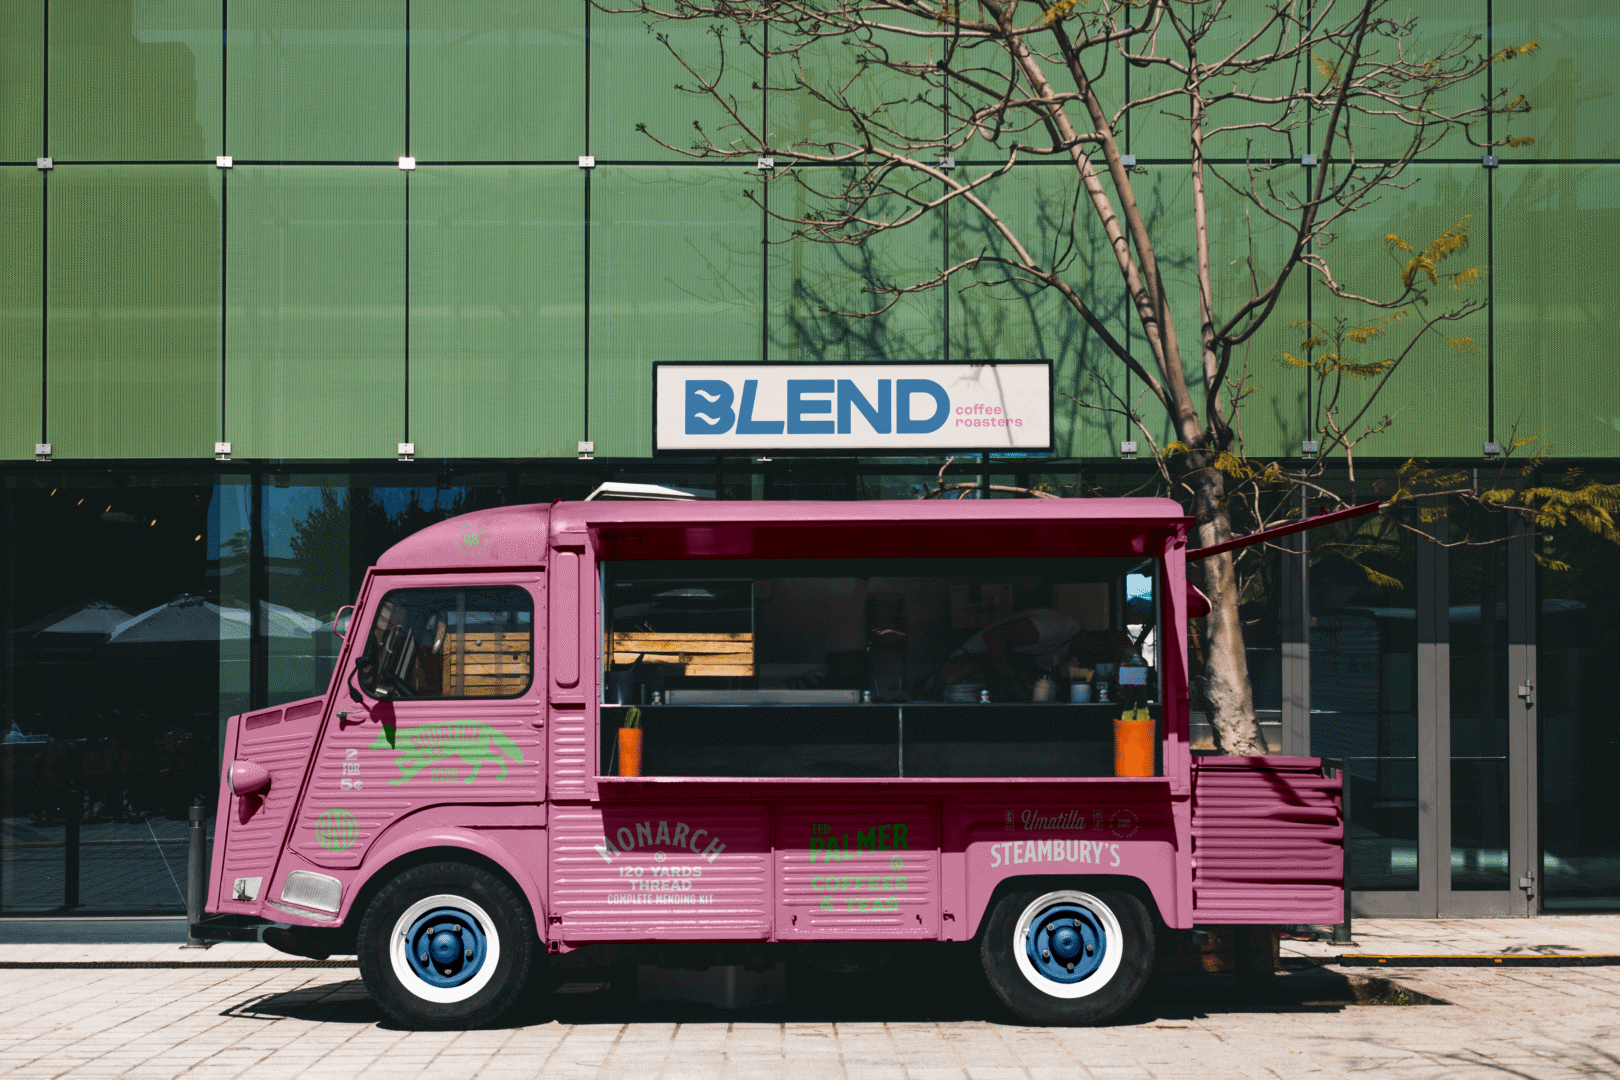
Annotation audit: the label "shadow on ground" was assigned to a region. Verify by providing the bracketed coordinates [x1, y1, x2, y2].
[222, 954, 1443, 1029]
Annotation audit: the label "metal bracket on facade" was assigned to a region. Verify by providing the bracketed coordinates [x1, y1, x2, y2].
[1120, 154, 1137, 168]
[1301, 153, 1318, 167]
[757, 156, 775, 171]
[578, 440, 595, 461]
[215, 155, 232, 169]
[1483, 441, 1502, 459]
[397, 442, 415, 462]
[214, 441, 231, 461]
[578, 155, 595, 169]
[1483, 155, 1500, 168]
[33, 443, 51, 461]
[36, 157, 52, 171]
[937, 156, 956, 171]
[1119, 441, 1138, 460]
[1517, 682, 1533, 704]
[1301, 440, 1319, 459]
[398, 156, 416, 171]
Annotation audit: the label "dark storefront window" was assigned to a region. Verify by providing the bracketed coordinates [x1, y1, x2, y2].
[2, 473, 241, 913]
[1538, 473, 1620, 910]
[1309, 489, 1420, 892]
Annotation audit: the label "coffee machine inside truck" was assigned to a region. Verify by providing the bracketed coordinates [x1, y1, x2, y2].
[197, 497, 1359, 1029]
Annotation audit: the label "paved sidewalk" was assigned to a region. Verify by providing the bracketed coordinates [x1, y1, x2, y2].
[0, 918, 1616, 1080]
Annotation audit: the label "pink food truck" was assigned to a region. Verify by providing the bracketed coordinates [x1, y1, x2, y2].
[197, 496, 1348, 1028]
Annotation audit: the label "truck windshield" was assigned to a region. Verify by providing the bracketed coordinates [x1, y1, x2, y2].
[359, 586, 533, 700]
[600, 557, 1159, 778]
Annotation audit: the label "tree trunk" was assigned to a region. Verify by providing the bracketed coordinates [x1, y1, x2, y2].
[1187, 465, 1269, 756]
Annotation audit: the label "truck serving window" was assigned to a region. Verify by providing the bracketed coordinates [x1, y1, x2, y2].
[600, 558, 1159, 778]
[359, 586, 533, 700]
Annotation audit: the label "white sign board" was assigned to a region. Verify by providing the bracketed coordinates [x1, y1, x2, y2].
[654, 362, 1052, 453]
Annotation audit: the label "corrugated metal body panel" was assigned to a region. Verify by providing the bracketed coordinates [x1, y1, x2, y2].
[223, 713, 316, 875]
[549, 705, 589, 801]
[550, 803, 770, 940]
[1190, 756, 1342, 924]
[777, 803, 938, 939]
[47, 165, 220, 459]
[292, 702, 542, 870]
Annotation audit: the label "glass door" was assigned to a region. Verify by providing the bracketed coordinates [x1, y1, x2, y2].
[1440, 504, 1535, 916]
[1310, 492, 1536, 918]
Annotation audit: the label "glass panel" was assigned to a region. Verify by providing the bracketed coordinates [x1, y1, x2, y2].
[1311, 164, 1488, 457]
[1493, 1, 1620, 161]
[592, 15, 760, 162]
[0, 0, 44, 160]
[225, 166, 403, 459]
[1128, 13, 1300, 162]
[2, 473, 228, 913]
[1336, 0, 1487, 161]
[226, 0, 404, 161]
[766, 10, 938, 159]
[0, 168, 41, 459]
[1447, 501, 1510, 890]
[767, 169, 944, 364]
[410, 0, 584, 162]
[1310, 480, 1420, 891]
[600, 557, 1156, 778]
[1539, 471, 1620, 911]
[49, 0, 222, 161]
[358, 586, 532, 700]
[261, 472, 512, 707]
[409, 166, 583, 457]
[48, 165, 220, 458]
[1494, 164, 1620, 458]
[948, 166, 1123, 461]
[589, 166, 760, 457]
[1129, 166, 1309, 457]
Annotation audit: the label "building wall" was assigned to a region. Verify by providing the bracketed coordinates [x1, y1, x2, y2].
[2, 1, 1617, 462]
[2, 4, 1619, 917]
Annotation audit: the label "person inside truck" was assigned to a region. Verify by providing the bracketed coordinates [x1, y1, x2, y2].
[947, 607, 1081, 701]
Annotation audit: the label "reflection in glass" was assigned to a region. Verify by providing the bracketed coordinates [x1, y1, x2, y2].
[2, 475, 232, 912]
[262, 475, 511, 707]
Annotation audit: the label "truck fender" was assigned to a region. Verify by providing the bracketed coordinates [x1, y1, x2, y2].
[337, 810, 546, 934]
[964, 873, 1166, 941]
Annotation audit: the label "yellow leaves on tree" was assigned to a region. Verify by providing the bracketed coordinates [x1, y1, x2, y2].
[1042, 0, 1081, 27]
[1386, 218, 1479, 290]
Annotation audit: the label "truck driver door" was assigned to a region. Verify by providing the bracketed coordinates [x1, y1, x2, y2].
[287, 573, 546, 872]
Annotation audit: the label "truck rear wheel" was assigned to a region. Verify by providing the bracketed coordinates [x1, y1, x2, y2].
[357, 862, 535, 1030]
[979, 886, 1154, 1026]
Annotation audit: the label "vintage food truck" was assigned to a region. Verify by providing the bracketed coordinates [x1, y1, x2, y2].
[198, 496, 1346, 1029]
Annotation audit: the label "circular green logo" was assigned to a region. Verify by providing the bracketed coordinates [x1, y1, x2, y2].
[316, 807, 359, 852]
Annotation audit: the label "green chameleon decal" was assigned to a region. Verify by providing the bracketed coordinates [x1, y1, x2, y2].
[369, 719, 523, 784]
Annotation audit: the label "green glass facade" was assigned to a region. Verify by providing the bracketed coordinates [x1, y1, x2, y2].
[0, 0, 1613, 463]
[1, 2, 1617, 917]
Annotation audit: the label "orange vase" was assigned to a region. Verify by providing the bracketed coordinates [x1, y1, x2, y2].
[617, 727, 643, 777]
[1113, 718, 1156, 777]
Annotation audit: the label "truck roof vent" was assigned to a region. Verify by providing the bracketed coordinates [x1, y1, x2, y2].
[585, 482, 713, 502]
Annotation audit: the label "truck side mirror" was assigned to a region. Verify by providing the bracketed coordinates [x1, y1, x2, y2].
[332, 604, 355, 639]
[351, 657, 380, 703]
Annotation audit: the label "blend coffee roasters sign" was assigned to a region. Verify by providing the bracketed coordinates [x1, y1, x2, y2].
[653, 362, 1052, 453]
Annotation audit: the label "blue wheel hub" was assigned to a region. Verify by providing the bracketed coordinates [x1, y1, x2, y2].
[1025, 901, 1106, 984]
[405, 907, 488, 988]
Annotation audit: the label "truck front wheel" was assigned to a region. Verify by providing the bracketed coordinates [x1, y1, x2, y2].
[979, 886, 1154, 1025]
[357, 862, 535, 1029]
